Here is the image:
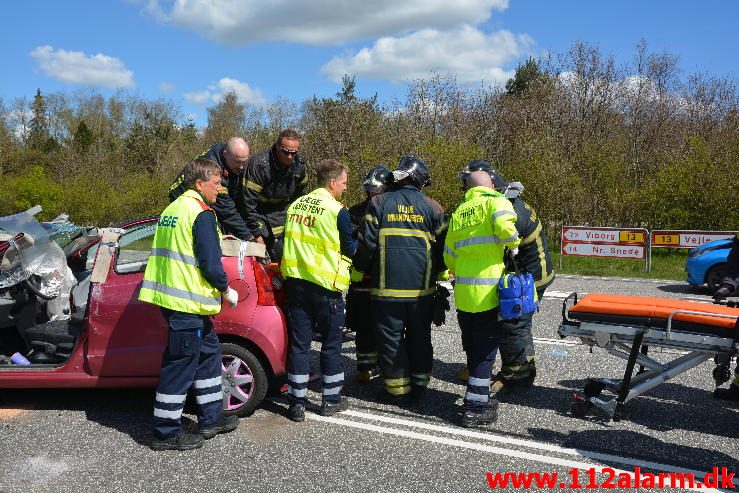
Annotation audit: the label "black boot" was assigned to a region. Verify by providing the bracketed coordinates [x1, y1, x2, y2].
[460, 400, 500, 428]
[198, 414, 240, 439]
[320, 397, 349, 416]
[150, 431, 204, 451]
[288, 403, 306, 422]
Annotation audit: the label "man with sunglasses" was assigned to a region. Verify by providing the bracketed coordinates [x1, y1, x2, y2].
[169, 137, 253, 242]
[241, 129, 308, 262]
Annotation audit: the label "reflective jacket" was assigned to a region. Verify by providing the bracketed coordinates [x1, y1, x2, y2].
[168, 143, 252, 241]
[139, 189, 223, 315]
[444, 187, 520, 313]
[511, 197, 555, 291]
[241, 146, 308, 240]
[281, 188, 352, 293]
[354, 184, 447, 301]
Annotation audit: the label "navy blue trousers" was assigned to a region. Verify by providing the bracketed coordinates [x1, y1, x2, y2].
[346, 286, 377, 371]
[153, 309, 223, 439]
[459, 308, 502, 411]
[285, 278, 345, 404]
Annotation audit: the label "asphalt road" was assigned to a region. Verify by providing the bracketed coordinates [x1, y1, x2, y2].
[1, 275, 737, 492]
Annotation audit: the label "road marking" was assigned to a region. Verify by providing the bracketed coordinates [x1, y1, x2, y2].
[308, 411, 726, 493]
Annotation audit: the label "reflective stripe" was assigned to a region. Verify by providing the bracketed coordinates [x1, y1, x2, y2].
[520, 222, 542, 246]
[245, 180, 263, 192]
[287, 387, 307, 398]
[370, 287, 436, 298]
[384, 377, 410, 387]
[141, 280, 220, 307]
[155, 392, 187, 404]
[322, 387, 342, 396]
[150, 248, 198, 266]
[195, 391, 223, 404]
[468, 376, 491, 387]
[323, 372, 344, 384]
[536, 267, 555, 288]
[154, 407, 183, 419]
[443, 244, 458, 259]
[455, 233, 519, 249]
[454, 276, 499, 286]
[194, 376, 222, 389]
[288, 373, 310, 384]
[282, 259, 351, 287]
[465, 391, 489, 403]
[435, 221, 449, 236]
[272, 225, 285, 235]
[286, 231, 339, 251]
[492, 210, 516, 221]
[380, 228, 433, 240]
[387, 385, 411, 395]
[364, 214, 379, 225]
[411, 373, 430, 382]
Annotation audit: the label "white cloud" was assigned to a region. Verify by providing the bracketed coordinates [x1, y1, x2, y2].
[145, 0, 509, 45]
[322, 25, 532, 84]
[159, 82, 176, 93]
[30, 45, 134, 89]
[183, 78, 266, 107]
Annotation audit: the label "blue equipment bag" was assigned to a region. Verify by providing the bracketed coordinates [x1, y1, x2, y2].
[498, 249, 538, 320]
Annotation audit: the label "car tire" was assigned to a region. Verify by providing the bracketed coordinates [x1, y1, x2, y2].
[705, 263, 727, 294]
[221, 343, 269, 417]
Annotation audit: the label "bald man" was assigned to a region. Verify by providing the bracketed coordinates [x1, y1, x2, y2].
[444, 169, 520, 428]
[169, 137, 254, 241]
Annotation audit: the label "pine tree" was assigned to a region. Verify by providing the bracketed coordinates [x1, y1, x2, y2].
[28, 88, 51, 149]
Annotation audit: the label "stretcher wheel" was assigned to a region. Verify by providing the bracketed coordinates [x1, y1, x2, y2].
[583, 380, 605, 398]
[570, 400, 590, 418]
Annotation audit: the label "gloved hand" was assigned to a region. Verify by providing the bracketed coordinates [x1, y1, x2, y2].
[433, 284, 451, 327]
[350, 267, 365, 283]
[223, 287, 239, 308]
[713, 285, 732, 302]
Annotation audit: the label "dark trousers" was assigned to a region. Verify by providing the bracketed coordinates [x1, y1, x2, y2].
[153, 309, 223, 439]
[346, 287, 377, 371]
[285, 278, 345, 404]
[497, 286, 546, 374]
[372, 297, 434, 395]
[459, 308, 502, 411]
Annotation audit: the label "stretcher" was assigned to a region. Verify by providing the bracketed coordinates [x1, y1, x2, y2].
[557, 293, 739, 421]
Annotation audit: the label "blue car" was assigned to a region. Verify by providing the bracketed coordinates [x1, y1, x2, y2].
[685, 239, 732, 293]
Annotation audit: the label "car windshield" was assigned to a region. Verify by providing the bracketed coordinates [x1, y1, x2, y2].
[0, 211, 53, 288]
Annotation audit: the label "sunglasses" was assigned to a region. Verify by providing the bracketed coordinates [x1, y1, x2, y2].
[279, 146, 298, 156]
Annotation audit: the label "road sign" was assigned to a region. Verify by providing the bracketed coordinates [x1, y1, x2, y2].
[560, 226, 649, 270]
[562, 227, 645, 244]
[650, 230, 737, 249]
[561, 242, 646, 259]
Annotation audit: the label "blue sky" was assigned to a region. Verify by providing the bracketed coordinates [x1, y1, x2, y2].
[2, 1, 737, 127]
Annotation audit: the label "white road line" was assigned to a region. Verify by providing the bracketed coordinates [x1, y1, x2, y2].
[533, 337, 582, 346]
[308, 411, 726, 493]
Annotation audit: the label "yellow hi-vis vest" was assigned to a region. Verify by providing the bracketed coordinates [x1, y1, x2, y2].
[443, 187, 520, 313]
[138, 189, 223, 315]
[281, 187, 352, 292]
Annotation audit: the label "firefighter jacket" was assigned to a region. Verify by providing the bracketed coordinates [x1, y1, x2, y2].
[241, 146, 308, 240]
[511, 197, 555, 291]
[354, 184, 447, 301]
[168, 143, 253, 241]
[444, 187, 520, 313]
[281, 188, 352, 293]
[139, 189, 224, 315]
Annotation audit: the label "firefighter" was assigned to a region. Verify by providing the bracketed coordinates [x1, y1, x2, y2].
[347, 165, 390, 382]
[713, 233, 739, 401]
[444, 170, 520, 428]
[353, 156, 447, 403]
[457, 160, 554, 391]
[241, 129, 308, 262]
[281, 159, 355, 421]
[169, 137, 253, 241]
[140, 158, 240, 451]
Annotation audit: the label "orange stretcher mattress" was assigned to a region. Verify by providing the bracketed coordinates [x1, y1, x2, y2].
[568, 294, 739, 336]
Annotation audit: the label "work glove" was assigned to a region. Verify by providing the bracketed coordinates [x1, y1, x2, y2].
[713, 285, 733, 302]
[433, 284, 451, 327]
[223, 287, 239, 309]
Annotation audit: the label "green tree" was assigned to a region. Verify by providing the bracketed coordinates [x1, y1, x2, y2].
[28, 88, 51, 150]
[204, 91, 245, 143]
[505, 58, 546, 97]
[72, 120, 94, 154]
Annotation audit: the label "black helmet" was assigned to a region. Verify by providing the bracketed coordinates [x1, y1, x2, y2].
[457, 160, 517, 197]
[362, 165, 391, 194]
[391, 155, 431, 188]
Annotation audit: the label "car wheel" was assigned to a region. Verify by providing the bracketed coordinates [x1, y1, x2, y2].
[705, 263, 728, 294]
[221, 343, 269, 417]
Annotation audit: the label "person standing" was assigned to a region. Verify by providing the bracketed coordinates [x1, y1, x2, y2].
[444, 170, 520, 428]
[713, 233, 739, 401]
[169, 137, 253, 241]
[141, 158, 240, 450]
[281, 159, 355, 421]
[241, 129, 308, 262]
[353, 156, 447, 403]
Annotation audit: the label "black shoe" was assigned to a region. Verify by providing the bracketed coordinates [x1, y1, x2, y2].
[714, 384, 739, 402]
[460, 400, 500, 428]
[288, 403, 305, 422]
[376, 390, 413, 407]
[150, 431, 204, 451]
[320, 397, 349, 416]
[198, 414, 239, 440]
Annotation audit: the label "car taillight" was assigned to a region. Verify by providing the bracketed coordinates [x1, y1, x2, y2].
[253, 261, 287, 306]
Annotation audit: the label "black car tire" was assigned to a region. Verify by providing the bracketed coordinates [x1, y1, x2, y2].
[221, 343, 269, 417]
[705, 263, 727, 294]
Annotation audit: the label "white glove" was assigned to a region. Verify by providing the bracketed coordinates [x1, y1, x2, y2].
[511, 247, 519, 257]
[223, 287, 238, 308]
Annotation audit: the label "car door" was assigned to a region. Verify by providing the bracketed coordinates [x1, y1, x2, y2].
[85, 220, 168, 377]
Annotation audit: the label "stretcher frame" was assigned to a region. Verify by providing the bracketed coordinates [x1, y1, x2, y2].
[557, 293, 739, 421]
